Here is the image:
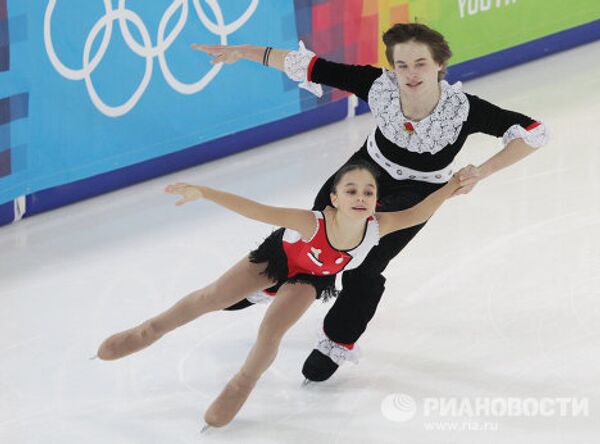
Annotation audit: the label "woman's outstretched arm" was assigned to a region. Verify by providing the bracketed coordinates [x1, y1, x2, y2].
[377, 174, 463, 237]
[165, 182, 315, 239]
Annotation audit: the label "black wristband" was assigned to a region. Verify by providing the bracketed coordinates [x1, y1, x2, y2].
[263, 46, 272, 66]
[262, 47, 268, 65]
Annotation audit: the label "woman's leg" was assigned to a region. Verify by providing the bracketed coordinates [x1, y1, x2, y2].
[97, 256, 275, 360]
[204, 282, 316, 427]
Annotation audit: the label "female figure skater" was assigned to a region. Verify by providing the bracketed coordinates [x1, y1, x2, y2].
[97, 161, 465, 427]
[191, 23, 549, 382]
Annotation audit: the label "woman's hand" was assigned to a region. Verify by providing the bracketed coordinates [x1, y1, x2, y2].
[165, 183, 207, 206]
[448, 172, 462, 189]
[451, 164, 481, 197]
[191, 44, 245, 65]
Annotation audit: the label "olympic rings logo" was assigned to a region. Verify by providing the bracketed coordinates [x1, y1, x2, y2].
[43, 0, 259, 117]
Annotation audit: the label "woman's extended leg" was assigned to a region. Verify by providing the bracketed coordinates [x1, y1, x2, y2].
[204, 282, 316, 427]
[97, 256, 275, 360]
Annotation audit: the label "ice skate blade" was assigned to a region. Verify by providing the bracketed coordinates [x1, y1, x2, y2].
[89, 355, 98, 360]
[301, 378, 313, 387]
[201, 424, 211, 433]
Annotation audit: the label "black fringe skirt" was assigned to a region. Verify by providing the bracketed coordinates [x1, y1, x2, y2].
[249, 228, 338, 302]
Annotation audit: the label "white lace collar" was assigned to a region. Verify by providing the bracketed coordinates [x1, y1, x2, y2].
[367, 72, 470, 154]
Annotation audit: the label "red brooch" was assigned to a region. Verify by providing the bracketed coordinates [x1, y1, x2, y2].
[404, 122, 415, 134]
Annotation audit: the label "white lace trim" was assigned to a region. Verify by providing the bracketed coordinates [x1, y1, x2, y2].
[247, 291, 275, 304]
[315, 330, 360, 366]
[283, 41, 323, 97]
[502, 122, 549, 148]
[368, 75, 470, 154]
[366, 129, 455, 183]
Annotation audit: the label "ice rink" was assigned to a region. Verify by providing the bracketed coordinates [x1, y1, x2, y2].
[1, 40, 599, 443]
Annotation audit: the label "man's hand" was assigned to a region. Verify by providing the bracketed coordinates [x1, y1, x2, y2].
[452, 164, 481, 197]
[191, 44, 245, 65]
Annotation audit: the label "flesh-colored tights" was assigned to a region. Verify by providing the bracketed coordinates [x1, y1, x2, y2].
[97, 256, 316, 425]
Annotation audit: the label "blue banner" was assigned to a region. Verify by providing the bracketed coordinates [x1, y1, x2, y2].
[1, 0, 300, 205]
[1, 1, 599, 223]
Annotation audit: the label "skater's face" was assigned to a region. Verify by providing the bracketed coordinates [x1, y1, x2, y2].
[330, 169, 378, 219]
[392, 40, 442, 96]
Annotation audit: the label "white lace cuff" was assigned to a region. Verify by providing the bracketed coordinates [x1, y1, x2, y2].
[315, 330, 360, 366]
[247, 290, 275, 304]
[283, 41, 323, 97]
[502, 122, 549, 148]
